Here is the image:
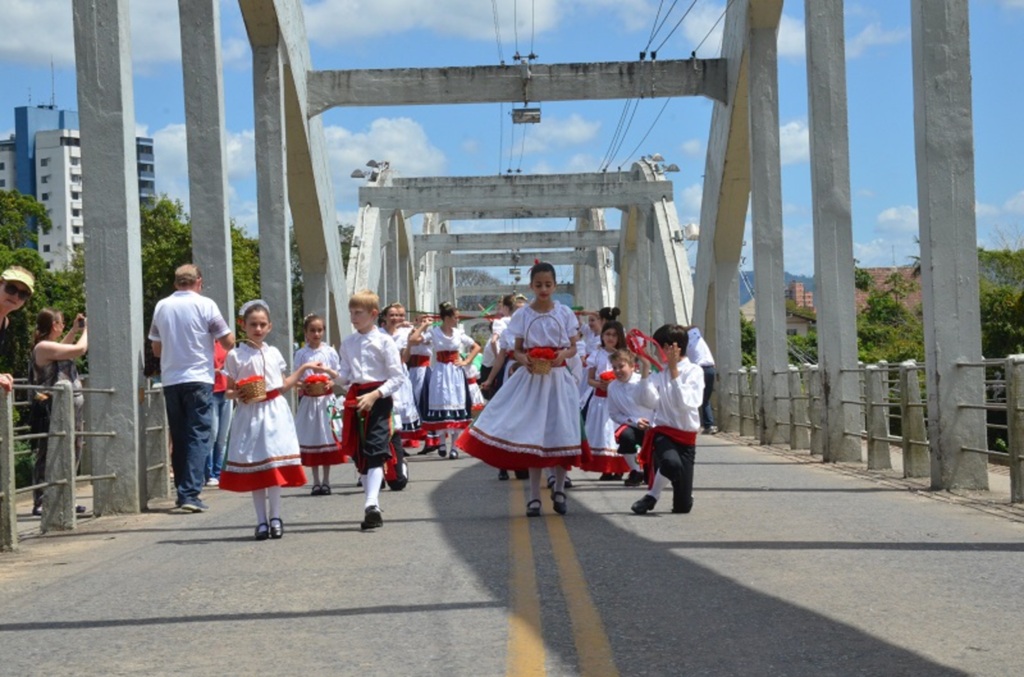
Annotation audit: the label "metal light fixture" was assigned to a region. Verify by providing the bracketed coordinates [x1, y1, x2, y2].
[350, 169, 367, 178]
[512, 107, 541, 124]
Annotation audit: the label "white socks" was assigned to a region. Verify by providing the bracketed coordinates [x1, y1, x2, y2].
[364, 466, 384, 508]
[648, 471, 671, 500]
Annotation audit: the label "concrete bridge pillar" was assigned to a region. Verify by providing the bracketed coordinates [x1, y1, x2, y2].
[911, 0, 987, 490]
[804, 0, 862, 463]
[749, 11, 789, 445]
[73, 0, 145, 513]
[617, 205, 654, 332]
[574, 209, 614, 311]
[178, 0, 234, 319]
[253, 41, 293, 366]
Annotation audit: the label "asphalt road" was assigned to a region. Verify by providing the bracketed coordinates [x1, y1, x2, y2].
[3, 436, 1024, 676]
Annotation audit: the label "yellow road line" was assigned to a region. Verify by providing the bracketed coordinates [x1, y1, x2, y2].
[507, 483, 546, 677]
[546, 513, 620, 677]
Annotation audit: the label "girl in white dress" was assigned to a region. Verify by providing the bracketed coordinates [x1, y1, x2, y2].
[382, 303, 424, 449]
[294, 314, 344, 496]
[579, 320, 631, 479]
[409, 302, 481, 458]
[456, 263, 583, 516]
[221, 300, 329, 541]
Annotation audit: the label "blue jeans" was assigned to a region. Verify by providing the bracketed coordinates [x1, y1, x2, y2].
[206, 391, 231, 480]
[700, 365, 716, 429]
[164, 382, 214, 505]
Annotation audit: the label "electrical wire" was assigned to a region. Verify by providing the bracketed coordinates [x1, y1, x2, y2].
[513, 0, 520, 56]
[491, 0, 505, 64]
[530, 0, 536, 58]
[646, 0, 667, 51]
[617, 97, 672, 168]
[599, 98, 635, 170]
[606, 99, 644, 170]
[693, 0, 738, 56]
[498, 103, 505, 175]
[652, 0, 700, 55]
[645, 0, 682, 52]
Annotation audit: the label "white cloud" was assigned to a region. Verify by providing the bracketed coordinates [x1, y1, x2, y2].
[846, 23, 908, 59]
[779, 120, 809, 166]
[520, 114, 601, 155]
[680, 139, 703, 158]
[777, 14, 806, 59]
[877, 205, 919, 234]
[323, 117, 446, 206]
[678, 183, 703, 219]
[853, 237, 921, 269]
[998, 0, 1024, 9]
[303, 0, 560, 45]
[976, 201, 1001, 218]
[1004, 190, 1024, 214]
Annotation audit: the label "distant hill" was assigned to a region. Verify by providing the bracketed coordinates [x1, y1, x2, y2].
[739, 271, 814, 305]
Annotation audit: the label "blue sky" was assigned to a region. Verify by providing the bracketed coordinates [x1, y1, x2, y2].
[1, 0, 1022, 278]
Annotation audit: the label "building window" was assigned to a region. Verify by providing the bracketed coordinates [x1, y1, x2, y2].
[70, 157, 80, 166]
[71, 191, 81, 200]
[73, 227, 82, 235]
[0, 179, 4, 188]
[41, 192, 49, 201]
[42, 244, 51, 253]
[72, 208, 81, 217]
[40, 158, 49, 167]
[0, 161, 5, 170]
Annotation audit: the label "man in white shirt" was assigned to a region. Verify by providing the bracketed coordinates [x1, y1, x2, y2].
[687, 326, 718, 434]
[149, 264, 234, 512]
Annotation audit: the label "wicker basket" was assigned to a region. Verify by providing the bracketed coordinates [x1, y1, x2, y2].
[303, 378, 332, 397]
[236, 341, 267, 402]
[531, 358, 553, 375]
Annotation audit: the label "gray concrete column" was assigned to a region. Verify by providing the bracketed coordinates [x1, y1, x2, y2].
[748, 23, 789, 445]
[253, 42, 293, 367]
[383, 212, 401, 305]
[712, 263, 741, 430]
[804, 0, 862, 463]
[73, 0, 144, 514]
[617, 206, 654, 332]
[178, 0, 234, 318]
[911, 0, 987, 490]
[574, 209, 614, 311]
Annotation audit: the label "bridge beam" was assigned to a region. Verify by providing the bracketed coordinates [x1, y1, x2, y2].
[361, 172, 674, 215]
[911, 0, 987, 490]
[414, 229, 621, 254]
[307, 59, 728, 116]
[437, 250, 591, 268]
[457, 284, 574, 299]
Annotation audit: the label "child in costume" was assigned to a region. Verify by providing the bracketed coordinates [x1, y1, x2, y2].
[336, 290, 406, 530]
[221, 300, 329, 540]
[409, 302, 481, 459]
[294, 313, 344, 496]
[605, 348, 655, 487]
[628, 324, 705, 516]
[580, 320, 631, 480]
[456, 262, 583, 516]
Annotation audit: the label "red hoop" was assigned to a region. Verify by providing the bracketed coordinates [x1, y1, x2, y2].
[626, 329, 667, 371]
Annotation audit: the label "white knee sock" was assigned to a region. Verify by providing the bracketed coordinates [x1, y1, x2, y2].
[364, 466, 384, 508]
[252, 489, 267, 524]
[321, 465, 332, 485]
[528, 467, 542, 502]
[267, 486, 282, 520]
[624, 454, 641, 472]
[649, 471, 671, 500]
[312, 466, 322, 485]
[553, 466, 566, 494]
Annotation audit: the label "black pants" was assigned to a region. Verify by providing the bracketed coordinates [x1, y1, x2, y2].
[355, 395, 395, 473]
[616, 424, 645, 456]
[652, 434, 695, 510]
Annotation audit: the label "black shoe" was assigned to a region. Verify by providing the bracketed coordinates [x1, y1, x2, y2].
[526, 499, 542, 517]
[631, 495, 658, 515]
[498, 469, 510, 481]
[311, 484, 323, 496]
[32, 504, 42, 517]
[449, 449, 459, 460]
[551, 490, 568, 516]
[672, 496, 694, 514]
[438, 447, 448, 458]
[360, 505, 384, 530]
[269, 518, 284, 539]
[255, 523, 270, 541]
[547, 474, 556, 490]
[564, 476, 574, 489]
[321, 484, 332, 496]
[599, 473, 613, 481]
[624, 470, 645, 487]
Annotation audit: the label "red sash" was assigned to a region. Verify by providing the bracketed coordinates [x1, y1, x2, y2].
[467, 377, 478, 384]
[408, 355, 430, 368]
[264, 389, 281, 401]
[436, 350, 459, 364]
[638, 425, 698, 471]
[341, 381, 385, 454]
[593, 388, 608, 398]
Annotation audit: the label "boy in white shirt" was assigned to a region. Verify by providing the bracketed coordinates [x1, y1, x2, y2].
[630, 324, 705, 515]
[606, 349, 656, 487]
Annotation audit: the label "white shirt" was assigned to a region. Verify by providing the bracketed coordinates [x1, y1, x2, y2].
[226, 343, 287, 389]
[686, 328, 715, 367]
[606, 373, 656, 426]
[637, 358, 705, 432]
[506, 303, 579, 350]
[337, 326, 405, 397]
[148, 290, 231, 386]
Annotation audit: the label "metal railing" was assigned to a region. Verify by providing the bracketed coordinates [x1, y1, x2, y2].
[725, 355, 1024, 504]
[0, 379, 169, 551]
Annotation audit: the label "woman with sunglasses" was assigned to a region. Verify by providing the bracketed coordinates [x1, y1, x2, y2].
[0, 266, 35, 392]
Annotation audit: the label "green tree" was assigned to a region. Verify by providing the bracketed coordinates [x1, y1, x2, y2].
[0, 189, 51, 249]
[740, 314, 756, 366]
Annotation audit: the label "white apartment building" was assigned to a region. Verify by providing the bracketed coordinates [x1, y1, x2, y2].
[0, 138, 14, 192]
[35, 128, 84, 268]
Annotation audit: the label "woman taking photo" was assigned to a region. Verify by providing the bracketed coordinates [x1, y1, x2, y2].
[30, 308, 88, 517]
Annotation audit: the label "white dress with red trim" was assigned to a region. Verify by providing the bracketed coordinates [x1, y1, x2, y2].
[579, 348, 630, 475]
[456, 303, 584, 470]
[220, 343, 307, 491]
[388, 326, 424, 441]
[294, 344, 348, 467]
[419, 325, 475, 431]
[406, 340, 431, 419]
[464, 358, 485, 411]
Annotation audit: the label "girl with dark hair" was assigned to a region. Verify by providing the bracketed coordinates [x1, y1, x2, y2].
[409, 302, 481, 458]
[294, 313, 344, 495]
[579, 320, 632, 480]
[29, 308, 88, 517]
[456, 262, 584, 516]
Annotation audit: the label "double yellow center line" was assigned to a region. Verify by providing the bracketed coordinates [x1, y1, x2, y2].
[506, 483, 619, 677]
